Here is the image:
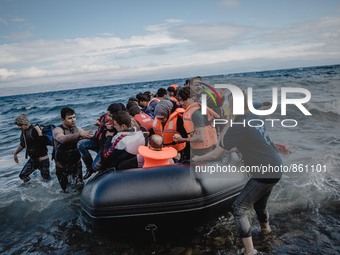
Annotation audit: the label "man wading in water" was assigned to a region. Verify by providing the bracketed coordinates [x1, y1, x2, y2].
[13, 113, 51, 183]
[53, 107, 92, 192]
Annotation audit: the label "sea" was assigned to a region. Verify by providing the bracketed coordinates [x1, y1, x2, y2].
[0, 65, 339, 255]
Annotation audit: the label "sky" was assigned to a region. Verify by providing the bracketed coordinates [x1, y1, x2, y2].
[1, 0, 340, 96]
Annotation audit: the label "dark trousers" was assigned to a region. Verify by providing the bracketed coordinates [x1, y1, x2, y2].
[231, 178, 278, 238]
[19, 157, 51, 182]
[56, 160, 82, 191]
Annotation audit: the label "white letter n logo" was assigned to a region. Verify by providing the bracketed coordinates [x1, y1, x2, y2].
[215, 84, 245, 114]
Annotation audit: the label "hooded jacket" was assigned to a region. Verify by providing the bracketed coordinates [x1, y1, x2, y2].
[103, 128, 145, 169]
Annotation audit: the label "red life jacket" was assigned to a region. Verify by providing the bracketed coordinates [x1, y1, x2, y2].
[133, 112, 153, 131]
[94, 113, 110, 142]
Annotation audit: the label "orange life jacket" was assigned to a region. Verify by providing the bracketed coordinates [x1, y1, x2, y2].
[183, 102, 219, 149]
[133, 112, 153, 131]
[152, 108, 186, 152]
[170, 96, 180, 106]
[169, 84, 178, 90]
[147, 97, 161, 106]
[138, 146, 177, 168]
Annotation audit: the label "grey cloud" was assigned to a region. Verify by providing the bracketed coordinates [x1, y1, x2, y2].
[0, 17, 8, 25]
[260, 17, 340, 47]
[216, 0, 241, 9]
[6, 31, 32, 40]
[169, 23, 251, 51]
[147, 46, 169, 55]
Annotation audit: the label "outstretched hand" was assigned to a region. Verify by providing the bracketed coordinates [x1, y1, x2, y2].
[80, 130, 93, 139]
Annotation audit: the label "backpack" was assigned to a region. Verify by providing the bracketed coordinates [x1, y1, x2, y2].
[32, 124, 56, 160]
[39, 124, 56, 146]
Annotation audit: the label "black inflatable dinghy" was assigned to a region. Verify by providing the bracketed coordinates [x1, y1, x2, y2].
[81, 164, 248, 222]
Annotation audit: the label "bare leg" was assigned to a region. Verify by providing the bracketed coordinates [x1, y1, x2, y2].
[260, 221, 271, 235]
[242, 237, 257, 255]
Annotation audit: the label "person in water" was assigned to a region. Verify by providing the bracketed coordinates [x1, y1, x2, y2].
[13, 113, 51, 183]
[53, 107, 93, 192]
[192, 92, 282, 255]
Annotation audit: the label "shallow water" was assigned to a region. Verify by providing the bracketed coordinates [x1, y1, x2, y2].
[0, 65, 340, 254]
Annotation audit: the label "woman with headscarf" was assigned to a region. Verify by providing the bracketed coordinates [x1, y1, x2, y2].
[152, 100, 188, 160]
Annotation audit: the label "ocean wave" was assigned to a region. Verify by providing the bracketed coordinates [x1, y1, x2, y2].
[307, 100, 340, 116]
[0, 176, 75, 210]
[16, 105, 38, 111]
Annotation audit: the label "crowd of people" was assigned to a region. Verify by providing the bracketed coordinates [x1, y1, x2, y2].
[13, 76, 282, 255]
[13, 77, 223, 189]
